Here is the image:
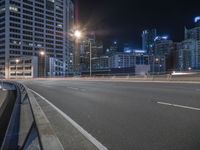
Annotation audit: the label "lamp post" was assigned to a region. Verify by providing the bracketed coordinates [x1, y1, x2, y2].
[73, 30, 93, 77]
[15, 59, 19, 79]
[39, 51, 46, 78]
[89, 41, 92, 77]
[155, 58, 159, 75]
[188, 67, 192, 72]
[73, 30, 82, 76]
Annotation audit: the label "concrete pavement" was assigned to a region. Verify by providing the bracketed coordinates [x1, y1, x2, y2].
[21, 79, 200, 150]
[0, 91, 7, 108]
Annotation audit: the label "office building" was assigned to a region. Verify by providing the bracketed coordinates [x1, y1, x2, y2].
[185, 17, 200, 40]
[106, 41, 120, 55]
[109, 52, 151, 75]
[149, 55, 166, 74]
[177, 39, 200, 70]
[80, 36, 104, 72]
[154, 36, 177, 71]
[110, 52, 135, 69]
[8, 56, 38, 79]
[177, 17, 200, 71]
[92, 56, 110, 71]
[48, 57, 65, 77]
[142, 29, 157, 54]
[154, 36, 172, 55]
[0, 0, 74, 78]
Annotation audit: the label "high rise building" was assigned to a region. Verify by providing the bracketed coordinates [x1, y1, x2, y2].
[177, 17, 200, 71]
[154, 36, 177, 71]
[0, 0, 74, 78]
[142, 29, 157, 54]
[184, 17, 200, 40]
[154, 36, 172, 55]
[80, 34, 104, 72]
[177, 39, 200, 70]
[106, 41, 119, 55]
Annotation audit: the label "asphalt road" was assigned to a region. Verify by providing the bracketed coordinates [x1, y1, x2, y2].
[21, 79, 200, 150]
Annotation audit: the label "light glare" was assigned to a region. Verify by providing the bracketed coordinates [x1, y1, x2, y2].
[74, 30, 82, 39]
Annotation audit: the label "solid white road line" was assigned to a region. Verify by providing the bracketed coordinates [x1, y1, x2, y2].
[157, 101, 200, 111]
[28, 88, 108, 150]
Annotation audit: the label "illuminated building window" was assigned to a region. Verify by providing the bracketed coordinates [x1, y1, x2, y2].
[0, 8, 5, 12]
[9, 6, 18, 12]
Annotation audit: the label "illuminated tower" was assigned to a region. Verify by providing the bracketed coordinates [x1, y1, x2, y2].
[142, 29, 157, 54]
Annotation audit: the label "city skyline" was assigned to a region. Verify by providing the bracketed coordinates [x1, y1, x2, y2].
[79, 0, 200, 47]
[1, 1, 200, 150]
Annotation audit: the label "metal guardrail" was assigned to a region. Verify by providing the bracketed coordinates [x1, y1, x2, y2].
[1, 82, 64, 150]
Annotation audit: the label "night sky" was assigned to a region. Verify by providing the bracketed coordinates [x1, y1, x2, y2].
[79, 0, 200, 48]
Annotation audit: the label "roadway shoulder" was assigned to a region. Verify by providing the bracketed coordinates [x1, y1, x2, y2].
[32, 92, 99, 150]
[0, 91, 8, 109]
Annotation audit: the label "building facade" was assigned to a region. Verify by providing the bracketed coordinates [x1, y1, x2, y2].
[154, 36, 177, 71]
[109, 52, 151, 75]
[109, 52, 150, 67]
[177, 17, 200, 71]
[110, 52, 135, 69]
[91, 56, 110, 71]
[149, 55, 166, 74]
[8, 56, 38, 79]
[80, 36, 104, 72]
[0, 0, 74, 78]
[177, 39, 200, 70]
[106, 41, 120, 55]
[48, 57, 65, 77]
[142, 29, 157, 54]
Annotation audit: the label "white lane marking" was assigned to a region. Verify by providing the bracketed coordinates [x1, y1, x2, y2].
[157, 101, 200, 111]
[41, 85, 53, 88]
[29, 88, 108, 150]
[196, 89, 200, 91]
[67, 87, 86, 91]
[67, 87, 79, 90]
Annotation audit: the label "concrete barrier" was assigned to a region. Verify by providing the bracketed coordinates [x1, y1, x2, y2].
[0, 89, 16, 148]
[0, 82, 64, 150]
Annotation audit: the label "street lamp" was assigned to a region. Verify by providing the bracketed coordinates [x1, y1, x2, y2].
[153, 57, 159, 75]
[40, 51, 45, 56]
[74, 30, 82, 39]
[73, 30, 82, 76]
[15, 59, 19, 79]
[73, 30, 93, 77]
[155, 58, 160, 74]
[159, 64, 162, 73]
[39, 51, 46, 77]
[89, 41, 92, 77]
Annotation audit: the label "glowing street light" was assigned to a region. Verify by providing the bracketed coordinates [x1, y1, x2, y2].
[39, 51, 46, 77]
[15, 59, 20, 63]
[40, 51, 45, 56]
[15, 59, 20, 79]
[155, 58, 159, 62]
[73, 29, 93, 77]
[73, 30, 82, 75]
[74, 30, 82, 39]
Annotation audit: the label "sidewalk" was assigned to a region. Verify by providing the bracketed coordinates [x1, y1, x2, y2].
[0, 91, 8, 109]
[32, 92, 100, 150]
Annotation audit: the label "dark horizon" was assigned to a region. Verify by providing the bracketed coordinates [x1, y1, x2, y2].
[78, 0, 200, 48]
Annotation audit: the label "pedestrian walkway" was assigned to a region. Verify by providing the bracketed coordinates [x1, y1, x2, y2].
[0, 91, 8, 109]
